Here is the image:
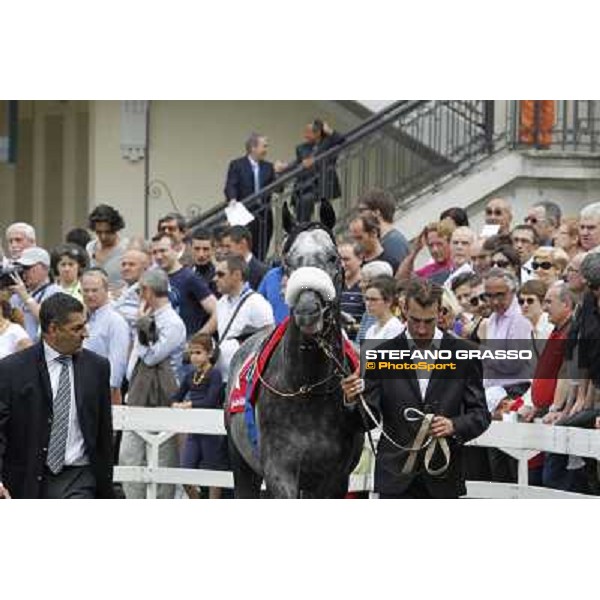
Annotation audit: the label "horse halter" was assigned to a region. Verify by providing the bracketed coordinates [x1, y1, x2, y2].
[257, 292, 344, 399]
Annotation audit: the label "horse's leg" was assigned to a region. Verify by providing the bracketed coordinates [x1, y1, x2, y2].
[227, 434, 262, 499]
[263, 461, 299, 499]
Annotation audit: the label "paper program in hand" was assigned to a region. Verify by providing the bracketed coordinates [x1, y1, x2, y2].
[225, 202, 255, 226]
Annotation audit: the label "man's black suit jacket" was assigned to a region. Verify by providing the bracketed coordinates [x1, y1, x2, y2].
[224, 156, 277, 260]
[363, 332, 490, 498]
[224, 156, 276, 206]
[0, 343, 114, 499]
[247, 255, 268, 290]
[294, 130, 345, 201]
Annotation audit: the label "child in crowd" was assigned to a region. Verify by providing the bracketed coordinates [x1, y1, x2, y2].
[171, 332, 227, 499]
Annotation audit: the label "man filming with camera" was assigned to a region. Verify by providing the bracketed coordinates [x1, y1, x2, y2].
[6, 247, 62, 343]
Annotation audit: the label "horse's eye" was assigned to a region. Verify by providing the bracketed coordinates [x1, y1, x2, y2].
[328, 255, 337, 263]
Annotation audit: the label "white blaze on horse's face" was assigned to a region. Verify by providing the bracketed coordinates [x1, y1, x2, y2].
[286, 229, 339, 283]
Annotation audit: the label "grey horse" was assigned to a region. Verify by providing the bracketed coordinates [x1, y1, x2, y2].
[225, 220, 365, 498]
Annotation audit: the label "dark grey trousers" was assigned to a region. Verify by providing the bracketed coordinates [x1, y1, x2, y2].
[42, 466, 96, 499]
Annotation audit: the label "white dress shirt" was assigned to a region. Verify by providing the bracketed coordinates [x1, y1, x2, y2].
[43, 342, 88, 466]
[404, 327, 444, 399]
[216, 283, 274, 380]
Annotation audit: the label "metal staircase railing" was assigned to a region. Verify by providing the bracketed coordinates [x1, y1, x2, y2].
[187, 101, 600, 258]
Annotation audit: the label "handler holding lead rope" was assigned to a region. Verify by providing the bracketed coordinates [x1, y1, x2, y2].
[341, 278, 491, 499]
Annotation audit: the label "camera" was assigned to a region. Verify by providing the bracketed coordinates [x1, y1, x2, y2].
[0, 264, 24, 290]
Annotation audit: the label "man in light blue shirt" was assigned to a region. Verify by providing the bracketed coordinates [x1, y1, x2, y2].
[81, 268, 131, 406]
[126, 269, 187, 386]
[120, 268, 186, 499]
[111, 248, 150, 343]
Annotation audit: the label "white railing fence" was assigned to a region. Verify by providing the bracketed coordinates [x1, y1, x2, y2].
[112, 406, 600, 499]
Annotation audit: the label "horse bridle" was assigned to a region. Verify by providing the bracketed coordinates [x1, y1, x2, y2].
[256, 292, 346, 399]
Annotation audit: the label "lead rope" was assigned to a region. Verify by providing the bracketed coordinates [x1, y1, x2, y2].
[316, 338, 450, 477]
[358, 398, 450, 477]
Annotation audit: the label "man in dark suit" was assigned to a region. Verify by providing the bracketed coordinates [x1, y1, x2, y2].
[224, 133, 278, 261]
[0, 293, 114, 499]
[342, 278, 490, 498]
[292, 119, 345, 223]
[221, 225, 268, 290]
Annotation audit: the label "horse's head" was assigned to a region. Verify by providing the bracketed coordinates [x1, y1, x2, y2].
[283, 223, 342, 337]
[283, 223, 343, 293]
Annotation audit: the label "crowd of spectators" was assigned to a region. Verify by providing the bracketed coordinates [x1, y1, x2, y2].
[2, 184, 600, 497]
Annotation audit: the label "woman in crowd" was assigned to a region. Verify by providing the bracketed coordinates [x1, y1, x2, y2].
[555, 217, 580, 259]
[490, 244, 521, 283]
[86, 204, 129, 291]
[364, 275, 404, 340]
[532, 246, 569, 286]
[0, 289, 31, 359]
[50, 242, 89, 303]
[437, 287, 461, 335]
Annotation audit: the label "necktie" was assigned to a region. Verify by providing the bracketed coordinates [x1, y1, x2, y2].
[47, 355, 72, 474]
[253, 163, 260, 194]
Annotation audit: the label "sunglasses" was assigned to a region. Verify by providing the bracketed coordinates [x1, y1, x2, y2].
[518, 297, 538, 306]
[532, 261, 553, 270]
[485, 208, 504, 216]
[470, 294, 487, 306]
[215, 271, 227, 277]
[490, 259, 510, 268]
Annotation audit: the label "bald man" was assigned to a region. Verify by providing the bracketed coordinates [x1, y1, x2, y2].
[112, 249, 150, 339]
[485, 198, 513, 235]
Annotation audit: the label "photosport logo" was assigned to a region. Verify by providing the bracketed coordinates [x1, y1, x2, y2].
[360, 339, 541, 382]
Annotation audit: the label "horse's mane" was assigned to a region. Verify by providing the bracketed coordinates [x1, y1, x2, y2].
[282, 222, 336, 256]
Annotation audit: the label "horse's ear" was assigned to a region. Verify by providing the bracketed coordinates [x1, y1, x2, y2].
[319, 198, 336, 230]
[282, 201, 296, 234]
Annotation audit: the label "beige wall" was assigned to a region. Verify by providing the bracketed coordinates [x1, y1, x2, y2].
[2, 100, 361, 251]
[88, 101, 146, 238]
[0, 101, 89, 251]
[88, 100, 360, 239]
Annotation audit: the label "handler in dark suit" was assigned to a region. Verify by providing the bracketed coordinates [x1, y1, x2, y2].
[0, 293, 114, 499]
[292, 119, 345, 223]
[342, 278, 490, 498]
[224, 133, 277, 261]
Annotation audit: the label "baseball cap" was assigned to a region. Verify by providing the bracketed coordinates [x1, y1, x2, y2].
[16, 246, 51, 268]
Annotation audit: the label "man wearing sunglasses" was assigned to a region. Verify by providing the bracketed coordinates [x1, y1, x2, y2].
[157, 212, 194, 267]
[524, 202, 561, 247]
[484, 268, 533, 396]
[484, 198, 513, 235]
[342, 278, 490, 498]
[511, 224, 539, 283]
